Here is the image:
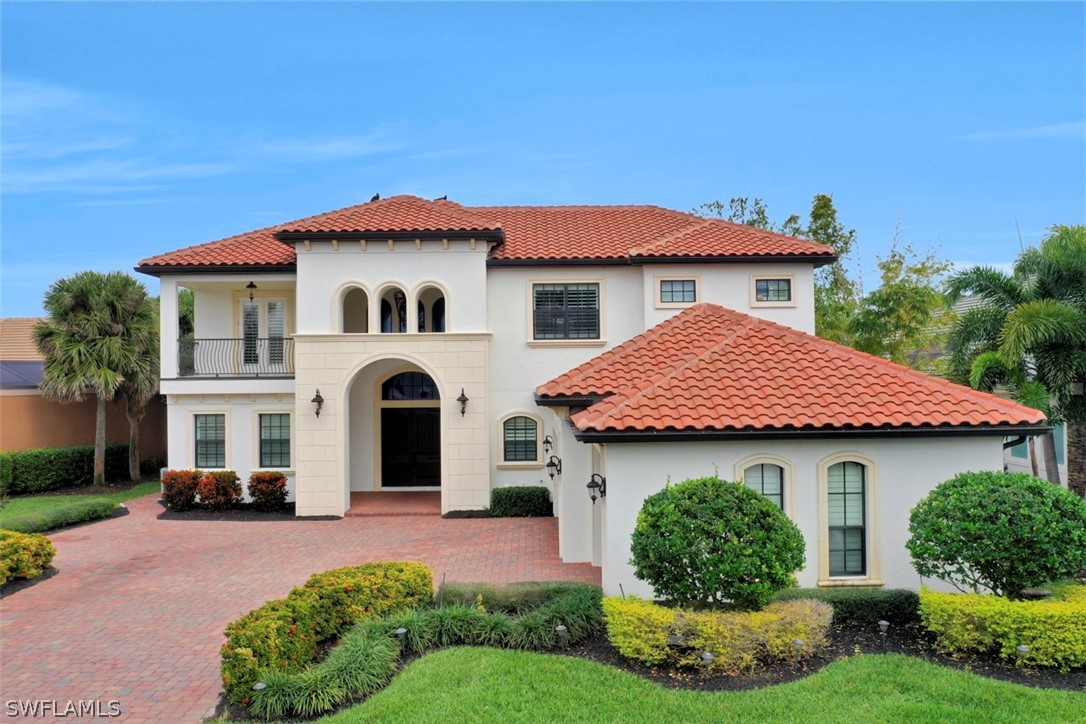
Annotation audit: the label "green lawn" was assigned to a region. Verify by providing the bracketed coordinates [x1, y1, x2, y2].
[0, 481, 160, 532]
[322, 648, 1085, 723]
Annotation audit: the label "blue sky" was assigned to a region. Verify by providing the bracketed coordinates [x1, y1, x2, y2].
[2, 2, 1083, 317]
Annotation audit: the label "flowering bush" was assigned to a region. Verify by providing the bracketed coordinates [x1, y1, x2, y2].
[197, 470, 242, 511]
[161, 469, 202, 511]
[248, 471, 289, 511]
[0, 530, 56, 585]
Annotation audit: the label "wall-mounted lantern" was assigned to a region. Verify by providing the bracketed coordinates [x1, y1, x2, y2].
[545, 455, 563, 480]
[246, 281, 258, 302]
[543, 434, 554, 455]
[311, 389, 324, 418]
[457, 388, 469, 417]
[587, 473, 606, 503]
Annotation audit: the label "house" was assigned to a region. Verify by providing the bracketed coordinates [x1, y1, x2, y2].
[0, 318, 168, 455]
[136, 195, 1046, 596]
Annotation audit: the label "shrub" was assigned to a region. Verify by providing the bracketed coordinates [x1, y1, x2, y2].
[907, 471, 1086, 598]
[161, 469, 201, 511]
[221, 562, 433, 704]
[490, 486, 552, 517]
[428, 605, 491, 647]
[139, 456, 165, 479]
[603, 595, 832, 672]
[8, 442, 130, 494]
[773, 588, 920, 628]
[920, 584, 1086, 670]
[197, 470, 242, 511]
[0, 530, 57, 585]
[0, 498, 118, 534]
[630, 476, 806, 610]
[440, 580, 599, 614]
[248, 471, 289, 511]
[0, 451, 12, 499]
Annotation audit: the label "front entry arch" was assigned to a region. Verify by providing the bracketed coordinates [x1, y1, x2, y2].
[378, 371, 441, 489]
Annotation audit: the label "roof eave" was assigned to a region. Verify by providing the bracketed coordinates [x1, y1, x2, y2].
[134, 263, 297, 278]
[571, 423, 1051, 443]
[489, 253, 837, 267]
[274, 229, 504, 244]
[535, 394, 607, 408]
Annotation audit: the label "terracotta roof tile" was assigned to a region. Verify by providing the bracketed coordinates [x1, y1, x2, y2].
[137, 196, 834, 271]
[537, 304, 1045, 433]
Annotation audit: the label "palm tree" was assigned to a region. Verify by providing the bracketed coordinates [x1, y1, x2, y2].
[35, 271, 158, 486]
[947, 225, 1086, 496]
[121, 296, 159, 481]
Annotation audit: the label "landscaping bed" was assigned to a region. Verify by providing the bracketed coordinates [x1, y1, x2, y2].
[156, 499, 299, 521]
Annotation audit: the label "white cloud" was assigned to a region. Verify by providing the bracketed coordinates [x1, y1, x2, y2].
[954, 121, 1085, 142]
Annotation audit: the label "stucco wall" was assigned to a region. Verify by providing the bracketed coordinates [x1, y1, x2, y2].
[590, 436, 1003, 596]
[0, 391, 167, 459]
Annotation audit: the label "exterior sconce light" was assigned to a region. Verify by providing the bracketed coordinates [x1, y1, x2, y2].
[543, 434, 554, 454]
[545, 455, 563, 480]
[587, 473, 606, 503]
[311, 389, 324, 418]
[246, 281, 258, 302]
[457, 388, 469, 417]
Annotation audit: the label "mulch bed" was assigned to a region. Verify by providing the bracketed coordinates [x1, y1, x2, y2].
[560, 624, 1086, 693]
[155, 499, 310, 522]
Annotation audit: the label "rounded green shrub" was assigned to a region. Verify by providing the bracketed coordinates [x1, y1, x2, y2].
[0, 530, 56, 585]
[629, 476, 806, 610]
[907, 471, 1086, 599]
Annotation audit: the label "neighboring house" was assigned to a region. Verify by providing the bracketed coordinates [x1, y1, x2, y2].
[0, 318, 168, 456]
[136, 195, 1045, 596]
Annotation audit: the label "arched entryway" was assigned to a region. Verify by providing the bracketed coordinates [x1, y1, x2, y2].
[378, 371, 441, 488]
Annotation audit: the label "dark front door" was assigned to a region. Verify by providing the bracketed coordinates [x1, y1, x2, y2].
[381, 408, 440, 487]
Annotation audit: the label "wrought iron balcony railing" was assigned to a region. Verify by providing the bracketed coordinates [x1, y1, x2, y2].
[178, 338, 295, 378]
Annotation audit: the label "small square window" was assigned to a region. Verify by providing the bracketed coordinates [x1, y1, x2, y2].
[260, 413, 291, 468]
[660, 279, 696, 304]
[755, 278, 792, 302]
[195, 414, 225, 468]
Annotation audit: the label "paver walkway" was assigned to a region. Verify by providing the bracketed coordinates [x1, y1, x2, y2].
[0, 494, 599, 723]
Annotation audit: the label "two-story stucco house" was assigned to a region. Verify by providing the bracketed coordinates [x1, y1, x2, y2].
[137, 194, 1046, 597]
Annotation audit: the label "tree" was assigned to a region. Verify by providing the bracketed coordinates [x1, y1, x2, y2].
[121, 296, 159, 481]
[35, 271, 157, 486]
[946, 226, 1086, 494]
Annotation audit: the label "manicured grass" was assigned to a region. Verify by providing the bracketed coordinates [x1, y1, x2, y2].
[322, 648, 1086, 723]
[0, 481, 160, 533]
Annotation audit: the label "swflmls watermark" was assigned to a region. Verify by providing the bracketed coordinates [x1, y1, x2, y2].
[5, 700, 121, 718]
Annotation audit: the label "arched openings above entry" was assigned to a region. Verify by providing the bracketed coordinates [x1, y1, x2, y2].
[416, 284, 447, 333]
[379, 285, 408, 334]
[341, 286, 370, 333]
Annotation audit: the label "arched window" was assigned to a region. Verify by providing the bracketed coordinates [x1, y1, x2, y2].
[744, 463, 784, 509]
[379, 287, 407, 333]
[342, 288, 369, 333]
[382, 372, 439, 401]
[827, 461, 866, 576]
[501, 415, 538, 464]
[417, 286, 447, 333]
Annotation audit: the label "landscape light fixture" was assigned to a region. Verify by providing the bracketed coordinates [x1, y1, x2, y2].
[246, 281, 258, 301]
[545, 455, 563, 480]
[586, 473, 606, 503]
[311, 389, 324, 418]
[457, 388, 469, 417]
[878, 620, 889, 651]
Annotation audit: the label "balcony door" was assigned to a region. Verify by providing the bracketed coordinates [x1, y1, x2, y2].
[238, 297, 288, 374]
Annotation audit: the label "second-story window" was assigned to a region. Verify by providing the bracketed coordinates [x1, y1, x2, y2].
[660, 279, 697, 305]
[532, 283, 600, 340]
[754, 278, 792, 303]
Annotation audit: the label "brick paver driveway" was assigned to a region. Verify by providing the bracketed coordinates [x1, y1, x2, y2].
[0, 494, 599, 722]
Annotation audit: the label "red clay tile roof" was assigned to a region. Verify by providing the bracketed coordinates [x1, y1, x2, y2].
[537, 304, 1046, 434]
[137, 195, 835, 271]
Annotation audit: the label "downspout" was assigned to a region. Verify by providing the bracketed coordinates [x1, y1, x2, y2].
[1003, 435, 1028, 450]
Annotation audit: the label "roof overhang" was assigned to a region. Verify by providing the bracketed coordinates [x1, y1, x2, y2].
[570, 423, 1052, 443]
[135, 264, 297, 278]
[274, 229, 504, 244]
[536, 394, 606, 408]
[490, 253, 838, 268]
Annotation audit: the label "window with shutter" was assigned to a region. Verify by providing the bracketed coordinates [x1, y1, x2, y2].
[532, 283, 600, 340]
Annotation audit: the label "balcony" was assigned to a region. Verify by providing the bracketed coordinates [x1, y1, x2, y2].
[178, 338, 295, 378]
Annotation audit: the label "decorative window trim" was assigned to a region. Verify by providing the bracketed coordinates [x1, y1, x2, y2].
[189, 410, 230, 470]
[816, 452, 883, 587]
[733, 454, 794, 519]
[750, 274, 796, 308]
[526, 278, 606, 346]
[251, 409, 294, 472]
[497, 412, 544, 468]
[655, 275, 700, 309]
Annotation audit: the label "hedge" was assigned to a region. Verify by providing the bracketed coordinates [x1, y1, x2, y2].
[919, 584, 1086, 670]
[773, 587, 920, 628]
[6, 443, 130, 494]
[0, 530, 56, 585]
[602, 596, 833, 673]
[249, 580, 603, 720]
[490, 486, 552, 517]
[0, 452, 12, 499]
[221, 562, 433, 705]
[0, 498, 119, 534]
